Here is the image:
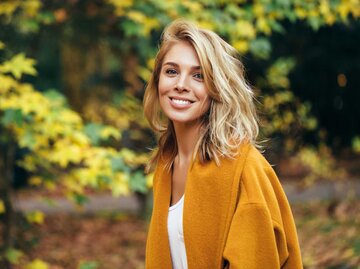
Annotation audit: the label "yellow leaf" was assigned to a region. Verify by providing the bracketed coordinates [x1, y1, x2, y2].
[107, 0, 133, 16]
[235, 20, 256, 39]
[0, 199, 5, 214]
[119, 148, 136, 162]
[100, 126, 121, 140]
[182, 1, 202, 13]
[127, 11, 146, 23]
[21, 0, 42, 17]
[295, 7, 307, 19]
[25, 259, 49, 269]
[319, 0, 331, 15]
[59, 109, 82, 125]
[0, 53, 37, 79]
[29, 176, 43, 186]
[196, 20, 215, 31]
[112, 173, 130, 196]
[137, 66, 152, 81]
[0, 75, 18, 94]
[253, 3, 265, 17]
[337, 1, 351, 20]
[44, 180, 56, 191]
[233, 40, 249, 54]
[72, 132, 90, 146]
[147, 57, 155, 70]
[256, 17, 271, 35]
[0, 41, 5, 50]
[309, 9, 320, 18]
[26, 210, 45, 224]
[0, 2, 20, 17]
[146, 173, 154, 188]
[325, 14, 336, 25]
[143, 17, 160, 36]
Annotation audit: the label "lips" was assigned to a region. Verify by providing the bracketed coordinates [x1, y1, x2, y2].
[169, 96, 195, 103]
[168, 96, 194, 108]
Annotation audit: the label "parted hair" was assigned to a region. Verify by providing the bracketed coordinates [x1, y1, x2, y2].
[143, 19, 259, 171]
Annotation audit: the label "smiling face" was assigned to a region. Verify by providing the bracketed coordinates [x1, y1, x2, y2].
[158, 41, 211, 126]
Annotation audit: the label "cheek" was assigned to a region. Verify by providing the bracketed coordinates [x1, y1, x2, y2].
[158, 75, 172, 96]
[195, 91, 211, 116]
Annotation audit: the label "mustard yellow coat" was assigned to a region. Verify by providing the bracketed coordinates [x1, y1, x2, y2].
[146, 143, 303, 269]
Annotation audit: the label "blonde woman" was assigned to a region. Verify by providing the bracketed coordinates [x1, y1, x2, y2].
[143, 19, 303, 269]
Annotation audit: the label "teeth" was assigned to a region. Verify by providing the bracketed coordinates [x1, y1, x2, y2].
[172, 98, 191, 105]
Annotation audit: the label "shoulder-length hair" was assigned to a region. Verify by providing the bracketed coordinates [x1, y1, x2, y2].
[143, 19, 259, 171]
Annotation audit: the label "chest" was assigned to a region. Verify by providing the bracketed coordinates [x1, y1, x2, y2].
[151, 158, 243, 268]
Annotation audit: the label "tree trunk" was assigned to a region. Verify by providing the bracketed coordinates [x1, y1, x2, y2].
[0, 132, 16, 269]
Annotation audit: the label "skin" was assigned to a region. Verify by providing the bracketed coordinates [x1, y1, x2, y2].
[158, 41, 211, 205]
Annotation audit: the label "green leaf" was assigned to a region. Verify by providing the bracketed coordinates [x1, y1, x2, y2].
[37, 11, 56, 24]
[129, 171, 147, 193]
[84, 123, 104, 146]
[44, 89, 67, 106]
[249, 38, 272, 59]
[1, 109, 23, 126]
[269, 20, 285, 34]
[121, 20, 143, 37]
[18, 19, 40, 33]
[71, 193, 89, 206]
[308, 16, 322, 31]
[111, 157, 127, 172]
[5, 248, 23, 264]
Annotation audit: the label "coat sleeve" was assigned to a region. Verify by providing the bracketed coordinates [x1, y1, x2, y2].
[222, 203, 288, 269]
[223, 146, 303, 269]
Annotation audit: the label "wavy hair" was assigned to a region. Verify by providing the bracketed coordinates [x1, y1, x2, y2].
[143, 19, 259, 171]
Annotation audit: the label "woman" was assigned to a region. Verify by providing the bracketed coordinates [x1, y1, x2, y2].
[143, 19, 303, 269]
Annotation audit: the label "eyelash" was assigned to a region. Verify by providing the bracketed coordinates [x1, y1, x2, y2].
[164, 69, 203, 80]
[165, 69, 177, 75]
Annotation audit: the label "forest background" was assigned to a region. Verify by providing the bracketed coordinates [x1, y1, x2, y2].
[0, 0, 359, 268]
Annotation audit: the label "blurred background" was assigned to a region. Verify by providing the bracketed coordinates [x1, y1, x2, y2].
[0, 0, 359, 268]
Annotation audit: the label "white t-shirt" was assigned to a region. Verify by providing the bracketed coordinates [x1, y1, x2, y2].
[167, 195, 188, 269]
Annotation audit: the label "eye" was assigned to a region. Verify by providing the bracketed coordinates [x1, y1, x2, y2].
[165, 69, 178, 75]
[194, 73, 204, 80]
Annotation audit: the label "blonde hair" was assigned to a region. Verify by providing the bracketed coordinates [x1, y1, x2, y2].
[143, 19, 259, 170]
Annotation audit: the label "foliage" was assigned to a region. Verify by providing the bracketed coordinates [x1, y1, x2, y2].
[1, 0, 358, 160]
[0, 0, 359, 267]
[0, 52, 149, 198]
[0, 48, 150, 267]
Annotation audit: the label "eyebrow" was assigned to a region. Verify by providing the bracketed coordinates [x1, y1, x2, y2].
[163, 62, 201, 70]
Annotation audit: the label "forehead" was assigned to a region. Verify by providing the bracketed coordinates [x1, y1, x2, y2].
[162, 41, 201, 67]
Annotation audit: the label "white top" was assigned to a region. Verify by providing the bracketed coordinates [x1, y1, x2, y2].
[167, 195, 188, 269]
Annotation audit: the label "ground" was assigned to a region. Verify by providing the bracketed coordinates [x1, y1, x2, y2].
[2, 199, 359, 269]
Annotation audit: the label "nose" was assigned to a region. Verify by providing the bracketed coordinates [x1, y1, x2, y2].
[175, 74, 189, 92]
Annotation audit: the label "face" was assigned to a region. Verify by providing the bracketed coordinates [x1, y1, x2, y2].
[158, 41, 211, 126]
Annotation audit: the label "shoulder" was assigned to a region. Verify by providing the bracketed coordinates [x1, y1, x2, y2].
[235, 143, 281, 204]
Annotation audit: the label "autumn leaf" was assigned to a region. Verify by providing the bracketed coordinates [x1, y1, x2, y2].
[112, 172, 130, 196]
[146, 172, 154, 188]
[25, 259, 49, 269]
[100, 126, 121, 140]
[0, 2, 20, 17]
[0, 53, 37, 79]
[5, 248, 23, 265]
[0, 199, 5, 214]
[26, 210, 45, 224]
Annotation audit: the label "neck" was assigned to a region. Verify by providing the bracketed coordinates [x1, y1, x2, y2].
[173, 120, 202, 164]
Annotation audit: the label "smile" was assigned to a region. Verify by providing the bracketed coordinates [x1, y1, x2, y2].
[172, 98, 191, 105]
[169, 97, 194, 108]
